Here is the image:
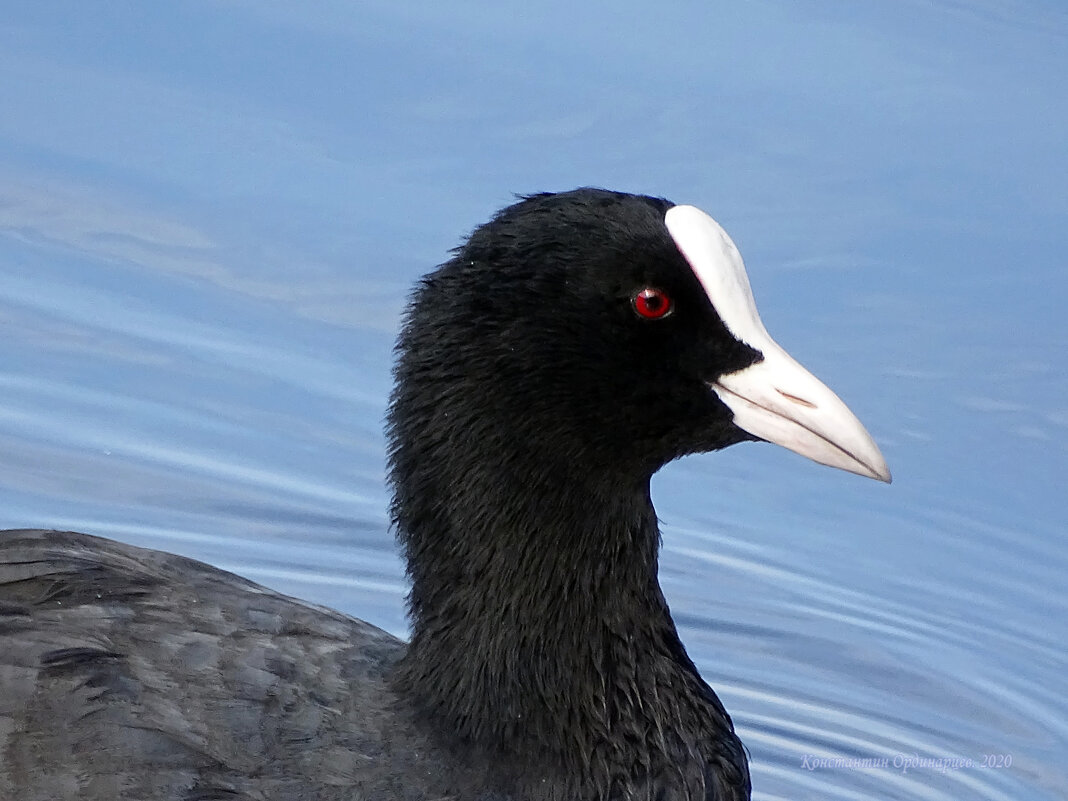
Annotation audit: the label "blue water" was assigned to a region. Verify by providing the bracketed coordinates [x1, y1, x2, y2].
[1, 2, 1065, 799]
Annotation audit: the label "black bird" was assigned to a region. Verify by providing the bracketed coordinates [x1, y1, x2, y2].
[0, 189, 890, 801]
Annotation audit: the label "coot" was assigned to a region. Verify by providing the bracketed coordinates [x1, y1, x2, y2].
[0, 189, 889, 801]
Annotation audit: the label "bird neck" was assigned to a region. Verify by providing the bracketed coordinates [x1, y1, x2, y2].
[392, 460, 743, 792]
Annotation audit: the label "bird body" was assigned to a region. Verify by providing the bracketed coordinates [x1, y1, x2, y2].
[0, 189, 889, 800]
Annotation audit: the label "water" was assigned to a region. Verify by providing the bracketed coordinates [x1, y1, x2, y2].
[1, 2, 1065, 798]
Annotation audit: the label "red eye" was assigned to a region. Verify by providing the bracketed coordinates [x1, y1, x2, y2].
[632, 287, 673, 320]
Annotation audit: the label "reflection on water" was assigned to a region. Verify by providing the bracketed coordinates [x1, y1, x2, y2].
[1, 2, 1065, 799]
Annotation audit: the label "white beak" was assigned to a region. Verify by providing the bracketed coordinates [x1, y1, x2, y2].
[712, 342, 892, 482]
[665, 204, 891, 483]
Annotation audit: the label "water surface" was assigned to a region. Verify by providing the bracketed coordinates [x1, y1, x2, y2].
[1, 2, 1065, 799]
